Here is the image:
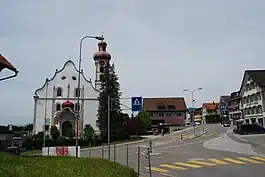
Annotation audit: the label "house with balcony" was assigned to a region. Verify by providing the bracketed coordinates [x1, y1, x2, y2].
[143, 97, 187, 132]
[202, 102, 219, 123]
[227, 91, 241, 124]
[219, 95, 230, 122]
[239, 70, 265, 127]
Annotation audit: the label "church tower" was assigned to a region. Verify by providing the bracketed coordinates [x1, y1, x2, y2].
[93, 40, 111, 90]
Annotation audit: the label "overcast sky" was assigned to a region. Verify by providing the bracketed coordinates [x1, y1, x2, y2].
[1, 0, 265, 125]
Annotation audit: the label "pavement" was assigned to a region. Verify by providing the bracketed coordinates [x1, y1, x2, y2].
[81, 124, 265, 177]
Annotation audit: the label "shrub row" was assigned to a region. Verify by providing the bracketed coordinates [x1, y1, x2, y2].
[22, 138, 102, 150]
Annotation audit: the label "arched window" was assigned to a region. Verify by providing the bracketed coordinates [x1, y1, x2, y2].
[74, 88, 80, 97]
[75, 103, 81, 112]
[56, 87, 62, 97]
[99, 74, 104, 81]
[56, 103, 61, 111]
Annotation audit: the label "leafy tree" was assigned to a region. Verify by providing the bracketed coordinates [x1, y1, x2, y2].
[97, 62, 124, 142]
[23, 123, 33, 132]
[138, 110, 152, 131]
[83, 124, 95, 139]
[50, 125, 60, 140]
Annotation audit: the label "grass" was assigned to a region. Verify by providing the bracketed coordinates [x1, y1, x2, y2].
[0, 152, 137, 177]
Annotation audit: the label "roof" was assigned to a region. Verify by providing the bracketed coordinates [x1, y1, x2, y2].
[202, 102, 219, 111]
[246, 70, 265, 88]
[220, 95, 230, 102]
[0, 54, 18, 72]
[143, 97, 187, 111]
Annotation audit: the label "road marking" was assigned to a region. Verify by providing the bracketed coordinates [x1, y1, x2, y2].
[188, 160, 216, 166]
[237, 157, 264, 164]
[160, 164, 186, 170]
[208, 158, 228, 165]
[251, 156, 265, 162]
[174, 162, 202, 168]
[147, 167, 169, 173]
[222, 158, 246, 164]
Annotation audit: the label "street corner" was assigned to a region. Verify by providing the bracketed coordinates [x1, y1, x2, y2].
[145, 156, 265, 175]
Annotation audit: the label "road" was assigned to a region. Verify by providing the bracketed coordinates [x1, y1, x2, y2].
[81, 124, 265, 177]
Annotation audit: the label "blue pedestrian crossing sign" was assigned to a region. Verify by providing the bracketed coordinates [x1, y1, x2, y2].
[131, 96, 143, 112]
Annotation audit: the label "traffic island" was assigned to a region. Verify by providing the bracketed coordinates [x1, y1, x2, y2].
[180, 131, 208, 141]
[0, 152, 137, 177]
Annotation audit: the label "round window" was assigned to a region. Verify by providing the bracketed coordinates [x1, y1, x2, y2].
[61, 76, 66, 80]
[72, 76, 77, 80]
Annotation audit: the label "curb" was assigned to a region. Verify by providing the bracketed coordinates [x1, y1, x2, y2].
[81, 126, 200, 151]
[228, 132, 265, 156]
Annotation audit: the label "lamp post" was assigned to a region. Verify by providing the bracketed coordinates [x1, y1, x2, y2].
[76, 35, 104, 157]
[183, 88, 202, 135]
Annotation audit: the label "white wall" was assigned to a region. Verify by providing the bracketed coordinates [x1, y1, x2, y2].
[34, 61, 99, 133]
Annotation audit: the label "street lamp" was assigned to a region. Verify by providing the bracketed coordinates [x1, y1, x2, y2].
[183, 88, 203, 134]
[76, 35, 104, 157]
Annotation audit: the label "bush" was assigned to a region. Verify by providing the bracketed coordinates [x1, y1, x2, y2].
[0, 152, 137, 177]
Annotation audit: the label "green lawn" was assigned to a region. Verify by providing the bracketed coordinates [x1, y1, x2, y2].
[0, 152, 137, 177]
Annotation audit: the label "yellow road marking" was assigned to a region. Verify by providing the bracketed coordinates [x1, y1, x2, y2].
[250, 156, 265, 162]
[174, 162, 202, 168]
[161, 164, 186, 170]
[222, 158, 245, 164]
[188, 160, 216, 166]
[237, 157, 264, 164]
[147, 167, 169, 173]
[208, 158, 228, 165]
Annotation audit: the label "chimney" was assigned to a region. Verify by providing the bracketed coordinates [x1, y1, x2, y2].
[212, 101, 215, 105]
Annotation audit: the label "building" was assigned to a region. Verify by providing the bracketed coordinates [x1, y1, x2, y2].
[219, 95, 230, 121]
[143, 97, 187, 132]
[0, 54, 18, 81]
[239, 70, 265, 127]
[33, 40, 111, 135]
[202, 102, 219, 123]
[227, 91, 241, 123]
[187, 107, 202, 124]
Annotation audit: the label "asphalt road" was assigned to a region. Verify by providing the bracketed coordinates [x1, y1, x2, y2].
[141, 124, 265, 177]
[81, 124, 265, 177]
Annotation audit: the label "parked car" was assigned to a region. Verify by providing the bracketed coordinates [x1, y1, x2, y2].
[237, 124, 265, 135]
[223, 122, 230, 127]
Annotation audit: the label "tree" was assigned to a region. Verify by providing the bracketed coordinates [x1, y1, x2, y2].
[97, 62, 124, 142]
[83, 124, 95, 139]
[50, 125, 60, 140]
[138, 110, 152, 131]
[23, 124, 33, 132]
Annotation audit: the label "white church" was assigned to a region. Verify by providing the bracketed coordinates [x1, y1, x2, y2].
[32, 40, 111, 136]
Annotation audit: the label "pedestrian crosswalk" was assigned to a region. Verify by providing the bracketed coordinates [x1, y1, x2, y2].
[146, 156, 265, 173]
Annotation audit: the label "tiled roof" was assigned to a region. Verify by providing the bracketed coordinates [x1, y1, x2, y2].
[0, 54, 17, 72]
[143, 97, 187, 111]
[202, 102, 219, 111]
[246, 70, 265, 88]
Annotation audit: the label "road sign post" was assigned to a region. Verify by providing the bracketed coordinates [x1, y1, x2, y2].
[131, 96, 143, 112]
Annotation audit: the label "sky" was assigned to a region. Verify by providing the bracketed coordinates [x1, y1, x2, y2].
[1, 0, 265, 125]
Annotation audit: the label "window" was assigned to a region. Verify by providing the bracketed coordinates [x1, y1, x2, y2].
[177, 112, 182, 116]
[149, 113, 153, 117]
[99, 74, 104, 81]
[56, 103, 61, 111]
[158, 113, 164, 117]
[75, 103, 81, 112]
[157, 105, 166, 109]
[99, 61, 105, 65]
[56, 87, 62, 97]
[100, 66, 104, 72]
[167, 105, 175, 109]
[166, 113, 172, 116]
[75, 88, 80, 97]
[72, 76, 77, 80]
[61, 76, 66, 80]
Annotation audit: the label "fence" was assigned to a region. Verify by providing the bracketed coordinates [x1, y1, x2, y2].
[80, 142, 153, 176]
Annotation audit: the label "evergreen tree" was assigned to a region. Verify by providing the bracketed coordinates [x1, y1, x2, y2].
[97, 62, 124, 142]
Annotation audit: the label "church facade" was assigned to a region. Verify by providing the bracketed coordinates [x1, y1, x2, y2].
[33, 40, 111, 136]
